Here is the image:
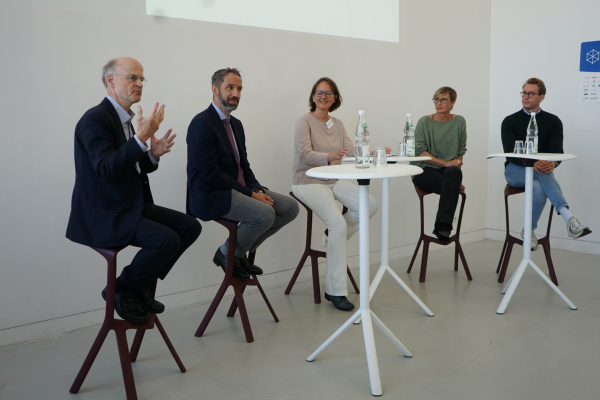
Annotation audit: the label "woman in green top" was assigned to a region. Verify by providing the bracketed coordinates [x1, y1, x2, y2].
[412, 86, 467, 241]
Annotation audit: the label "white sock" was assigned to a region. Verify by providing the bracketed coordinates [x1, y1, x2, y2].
[559, 207, 573, 225]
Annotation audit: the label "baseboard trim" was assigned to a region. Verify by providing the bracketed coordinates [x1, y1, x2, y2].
[0, 228, 489, 350]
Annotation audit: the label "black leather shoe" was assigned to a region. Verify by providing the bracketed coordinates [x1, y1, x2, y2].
[324, 292, 355, 311]
[237, 254, 263, 275]
[433, 222, 452, 242]
[101, 288, 150, 324]
[213, 248, 250, 280]
[134, 289, 165, 314]
[103, 287, 165, 314]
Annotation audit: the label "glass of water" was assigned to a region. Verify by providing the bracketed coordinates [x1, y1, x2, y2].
[373, 147, 387, 167]
[398, 143, 407, 157]
[514, 141, 524, 154]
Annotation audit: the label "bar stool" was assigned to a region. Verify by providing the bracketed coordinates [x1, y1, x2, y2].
[407, 186, 472, 282]
[285, 192, 359, 304]
[195, 218, 278, 343]
[69, 246, 185, 400]
[496, 184, 557, 285]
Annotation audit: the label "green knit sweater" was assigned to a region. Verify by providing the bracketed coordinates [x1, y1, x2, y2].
[501, 109, 564, 168]
[410, 115, 467, 170]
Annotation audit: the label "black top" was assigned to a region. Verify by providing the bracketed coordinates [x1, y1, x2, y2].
[186, 104, 264, 221]
[66, 98, 157, 248]
[501, 109, 563, 168]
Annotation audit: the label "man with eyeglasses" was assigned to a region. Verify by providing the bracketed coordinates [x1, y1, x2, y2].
[186, 68, 298, 280]
[66, 57, 202, 324]
[501, 77, 591, 250]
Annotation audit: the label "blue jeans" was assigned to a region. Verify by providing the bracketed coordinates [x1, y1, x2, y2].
[504, 163, 568, 230]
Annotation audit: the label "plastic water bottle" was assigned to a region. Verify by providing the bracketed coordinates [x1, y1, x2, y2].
[355, 110, 370, 168]
[403, 113, 416, 156]
[526, 113, 538, 154]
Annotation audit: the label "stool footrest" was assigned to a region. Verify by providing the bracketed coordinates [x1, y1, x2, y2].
[287, 192, 360, 303]
[407, 186, 471, 282]
[496, 184, 557, 285]
[70, 246, 184, 400]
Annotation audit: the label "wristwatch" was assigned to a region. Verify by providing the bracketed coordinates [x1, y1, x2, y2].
[253, 188, 265, 194]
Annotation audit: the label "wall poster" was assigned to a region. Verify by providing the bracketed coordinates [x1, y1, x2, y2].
[579, 40, 600, 104]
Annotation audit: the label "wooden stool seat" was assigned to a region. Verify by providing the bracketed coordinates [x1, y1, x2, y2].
[496, 184, 557, 285]
[194, 218, 278, 343]
[407, 186, 472, 282]
[285, 192, 359, 304]
[69, 246, 185, 400]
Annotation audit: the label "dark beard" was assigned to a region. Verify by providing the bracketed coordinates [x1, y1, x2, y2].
[218, 90, 239, 112]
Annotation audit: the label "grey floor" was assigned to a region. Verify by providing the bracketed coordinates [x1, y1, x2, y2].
[1, 240, 600, 400]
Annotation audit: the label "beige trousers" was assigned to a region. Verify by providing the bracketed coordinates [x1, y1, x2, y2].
[292, 180, 377, 296]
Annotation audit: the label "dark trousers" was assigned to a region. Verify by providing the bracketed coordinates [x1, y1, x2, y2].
[118, 203, 202, 293]
[412, 166, 462, 229]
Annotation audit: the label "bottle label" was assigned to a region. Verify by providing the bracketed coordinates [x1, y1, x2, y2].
[406, 139, 416, 156]
[354, 144, 370, 168]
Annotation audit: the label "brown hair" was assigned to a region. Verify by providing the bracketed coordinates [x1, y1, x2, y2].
[308, 77, 342, 112]
[523, 77, 546, 96]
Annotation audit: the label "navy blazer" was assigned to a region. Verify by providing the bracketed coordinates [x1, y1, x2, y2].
[186, 104, 263, 221]
[66, 98, 157, 248]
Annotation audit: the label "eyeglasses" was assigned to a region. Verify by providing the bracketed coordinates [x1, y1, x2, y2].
[114, 74, 147, 83]
[520, 92, 539, 98]
[432, 98, 450, 104]
[315, 91, 334, 98]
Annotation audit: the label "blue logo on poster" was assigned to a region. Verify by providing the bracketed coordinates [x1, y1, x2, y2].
[580, 41, 600, 72]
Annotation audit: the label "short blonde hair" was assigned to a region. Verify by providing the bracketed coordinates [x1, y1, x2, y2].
[432, 86, 457, 102]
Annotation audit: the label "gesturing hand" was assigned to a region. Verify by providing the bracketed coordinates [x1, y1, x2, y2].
[136, 102, 165, 143]
[328, 147, 350, 163]
[150, 129, 176, 160]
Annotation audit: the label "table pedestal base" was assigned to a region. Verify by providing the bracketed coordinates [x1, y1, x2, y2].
[497, 258, 577, 314]
[496, 166, 577, 314]
[306, 308, 412, 396]
[353, 264, 434, 325]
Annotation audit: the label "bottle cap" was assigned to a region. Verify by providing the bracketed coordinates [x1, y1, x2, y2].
[358, 110, 364, 115]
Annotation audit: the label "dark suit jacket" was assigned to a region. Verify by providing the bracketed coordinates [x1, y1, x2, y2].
[66, 97, 157, 248]
[186, 104, 263, 221]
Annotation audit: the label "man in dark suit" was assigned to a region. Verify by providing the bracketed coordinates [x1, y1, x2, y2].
[187, 68, 298, 280]
[67, 57, 201, 324]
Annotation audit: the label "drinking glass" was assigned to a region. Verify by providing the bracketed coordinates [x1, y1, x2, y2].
[373, 147, 387, 167]
[514, 141, 524, 154]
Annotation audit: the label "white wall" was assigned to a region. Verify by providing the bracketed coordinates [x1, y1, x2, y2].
[487, 0, 600, 254]
[0, 0, 491, 348]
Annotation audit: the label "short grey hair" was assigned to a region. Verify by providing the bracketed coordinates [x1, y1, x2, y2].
[211, 68, 241, 87]
[101, 58, 119, 88]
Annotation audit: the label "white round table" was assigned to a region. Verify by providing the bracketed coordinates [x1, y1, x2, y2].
[341, 156, 435, 324]
[304, 163, 430, 396]
[487, 153, 578, 314]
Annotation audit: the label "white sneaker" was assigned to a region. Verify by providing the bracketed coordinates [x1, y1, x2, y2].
[520, 228, 539, 251]
[566, 217, 592, 239]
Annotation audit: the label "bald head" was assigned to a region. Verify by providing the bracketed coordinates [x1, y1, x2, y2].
[101, 57, 142, 88]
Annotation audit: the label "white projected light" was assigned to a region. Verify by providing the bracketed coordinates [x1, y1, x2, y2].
[146, 0, 399, 43]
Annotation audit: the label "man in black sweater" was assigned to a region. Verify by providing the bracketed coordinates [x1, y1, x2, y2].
[501, 77, 591, 250]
